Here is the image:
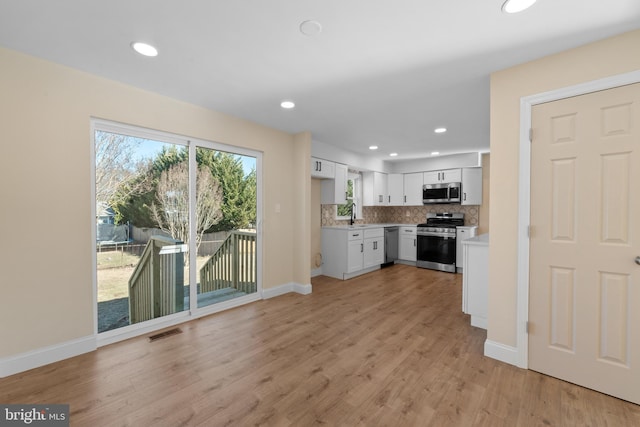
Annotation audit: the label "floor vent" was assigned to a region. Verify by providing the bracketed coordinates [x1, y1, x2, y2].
[148, 328, 182, 342]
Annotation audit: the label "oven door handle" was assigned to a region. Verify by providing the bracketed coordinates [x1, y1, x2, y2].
[418, 232, 455, 238]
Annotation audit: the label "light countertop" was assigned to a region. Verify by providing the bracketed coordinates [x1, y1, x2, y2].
[462, 233, 489, 246]
[322, 223, 417, 230]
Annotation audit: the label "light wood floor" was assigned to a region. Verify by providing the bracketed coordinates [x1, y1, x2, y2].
[2, 264, 639, 426]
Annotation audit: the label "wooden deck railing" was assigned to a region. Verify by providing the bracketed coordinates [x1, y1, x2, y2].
[199, 230, 257, 295]
[128, 235, 185, 324]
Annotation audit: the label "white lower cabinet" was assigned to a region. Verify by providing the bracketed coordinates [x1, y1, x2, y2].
[363, 228, 385, 268]
[456, 226, 477, 272]
[462, 234, 489, 329]
[347, 232, 364, 273]
[398, 226, 417, 263]
[322, 227, 384, 280]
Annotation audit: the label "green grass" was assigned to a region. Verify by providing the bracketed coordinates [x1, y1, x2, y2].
[96, 251, 211, 302]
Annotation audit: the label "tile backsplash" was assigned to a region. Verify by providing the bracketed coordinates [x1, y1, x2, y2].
[321, 204, 479, 227]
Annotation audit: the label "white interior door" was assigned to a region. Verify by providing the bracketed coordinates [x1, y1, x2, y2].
[529, 83, 640, 404]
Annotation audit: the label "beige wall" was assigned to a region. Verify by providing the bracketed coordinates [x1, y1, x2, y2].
[478, 153, 490, 235]
[489, 29, 640, 347]
[310, 179, 323, 271]
[293, 132, 312, 285]
[0, 47, 307, 358]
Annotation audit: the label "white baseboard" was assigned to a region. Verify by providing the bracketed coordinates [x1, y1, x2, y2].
[262, 282, 312, 299]
[471, 316, 487, 330]
[484, 339, 519, 367]
[1, 283, 313, 378]
[0, 335, 96, 378]
[310, 268, 323, 278]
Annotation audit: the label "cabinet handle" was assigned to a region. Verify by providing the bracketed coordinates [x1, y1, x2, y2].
[388, 195, 391, 203]
[319, 161, 322, 172]
[414, 239, 416, 247]
[464, 192, 467, 201]
[404, 195, 407, 203]
[361, 243, 363, 253]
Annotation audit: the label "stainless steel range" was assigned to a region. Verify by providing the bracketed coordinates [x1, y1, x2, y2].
[416, 213, 464, 273]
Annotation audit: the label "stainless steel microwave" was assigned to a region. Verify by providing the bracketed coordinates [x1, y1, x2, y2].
[422, 182, 461, 204]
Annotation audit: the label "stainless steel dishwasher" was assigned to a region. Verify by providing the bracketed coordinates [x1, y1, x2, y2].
[383, 226, 399, 266]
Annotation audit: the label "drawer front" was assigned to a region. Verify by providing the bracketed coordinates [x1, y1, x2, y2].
[348, 231, 364, 240]
[400, 226, 416, 236]
[364, 228, 384, 239]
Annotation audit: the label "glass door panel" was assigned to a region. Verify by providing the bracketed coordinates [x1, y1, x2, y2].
[95, 130, 189, 333]
[195, 146, 258, 308]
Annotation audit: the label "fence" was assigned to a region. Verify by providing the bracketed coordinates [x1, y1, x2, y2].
[199, 231, 257, 295]
[128, 235, 185, 324]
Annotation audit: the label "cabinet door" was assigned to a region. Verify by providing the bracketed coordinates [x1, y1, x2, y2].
[373, 172, 388, 205]
[387, 174, 404, 206]
[399, 234, 417, 261]
[347, 238, 364, 273]
[461, 167, 482, 205]
[456, 227, 477, 268]
[442, 168, 462, 182]
[423, 170, 441, 185]
[425, 169, 462, 184]
[321, 163, 348, 204]
[403, 172, 423, 205]
[363, 172, 388, 206]
[310, 157, 335, 179]
[374, 237, 385, 265]
[364, 237, 384, 267]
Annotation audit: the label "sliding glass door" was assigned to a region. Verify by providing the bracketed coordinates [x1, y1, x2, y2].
[193, 146, 258, 309]
[93, 121, 259, 335]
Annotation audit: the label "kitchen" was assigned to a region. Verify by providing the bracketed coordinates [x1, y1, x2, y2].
[311, 142, 491, 327]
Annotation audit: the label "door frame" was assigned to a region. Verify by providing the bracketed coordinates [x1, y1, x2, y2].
[516, 69, 640, 368]
[91, 118, 263, 347]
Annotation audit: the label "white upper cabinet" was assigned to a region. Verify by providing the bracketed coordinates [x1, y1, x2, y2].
[321, 162, 348, 205]
[377, 172, 423, 206]
[387, 174, 404, 206]
[403, 172, 424, 205]
[363, 171, 388, 206]
[461, 167, 482, 205]
[423, 168, 462, 184]
[311, 157, 335, 179]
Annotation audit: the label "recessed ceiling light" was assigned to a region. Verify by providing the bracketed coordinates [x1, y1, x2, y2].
[431, 151, 440, 156]
[300, 20, 322, 36]
[434, 127, 447, 134]
[369, 145, 378, 150]
[389, 153, 398, 157]
[502, 0, 537, 13]
[280, 100, 295, 109]
[131, 42, 158, 57]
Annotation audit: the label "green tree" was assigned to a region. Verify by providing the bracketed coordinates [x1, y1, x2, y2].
[112, 146, 256, 233]
[110, 145, 188, 227]
[198, 149, 256, 231]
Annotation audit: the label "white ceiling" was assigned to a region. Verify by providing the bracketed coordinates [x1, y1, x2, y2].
[1, 1, 639, 161]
